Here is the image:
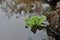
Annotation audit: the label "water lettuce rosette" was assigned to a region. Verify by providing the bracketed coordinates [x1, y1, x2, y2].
[25, 15, 47, 33]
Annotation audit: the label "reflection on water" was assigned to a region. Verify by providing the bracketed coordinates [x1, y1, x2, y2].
[0, 8, 50, 40]
[0, 0, 55, 40]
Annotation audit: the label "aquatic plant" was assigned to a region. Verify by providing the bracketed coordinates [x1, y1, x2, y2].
[25, 15, 47, 33]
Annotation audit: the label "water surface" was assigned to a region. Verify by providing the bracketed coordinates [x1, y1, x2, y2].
[0, 8, 48, 40]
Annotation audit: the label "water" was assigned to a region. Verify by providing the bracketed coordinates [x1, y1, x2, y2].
[0, 8, 50, 40]
[0, 0, 55, 40]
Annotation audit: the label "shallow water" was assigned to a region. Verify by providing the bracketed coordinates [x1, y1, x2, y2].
[0, 0, 55, 39]
[0, 8, 50, 40]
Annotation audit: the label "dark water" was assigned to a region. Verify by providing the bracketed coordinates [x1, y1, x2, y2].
[0, 8, 52, 40]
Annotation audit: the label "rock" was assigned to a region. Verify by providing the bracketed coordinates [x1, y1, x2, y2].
[46, 1, 60, 40]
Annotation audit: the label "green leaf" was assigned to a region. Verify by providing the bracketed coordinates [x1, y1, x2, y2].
[25, 15, 47, 28]
[38, 15, 46, 25]
[30, 16, 39, 24]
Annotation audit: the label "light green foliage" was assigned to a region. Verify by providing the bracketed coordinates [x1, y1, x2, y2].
[25, 15, 47, 28]
[38, 15, 46, 26]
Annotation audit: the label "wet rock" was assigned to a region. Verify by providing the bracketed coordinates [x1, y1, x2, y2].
[46, 1, 60, 40]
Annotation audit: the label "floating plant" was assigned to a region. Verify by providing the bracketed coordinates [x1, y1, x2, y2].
[25, 15, 47, 33]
